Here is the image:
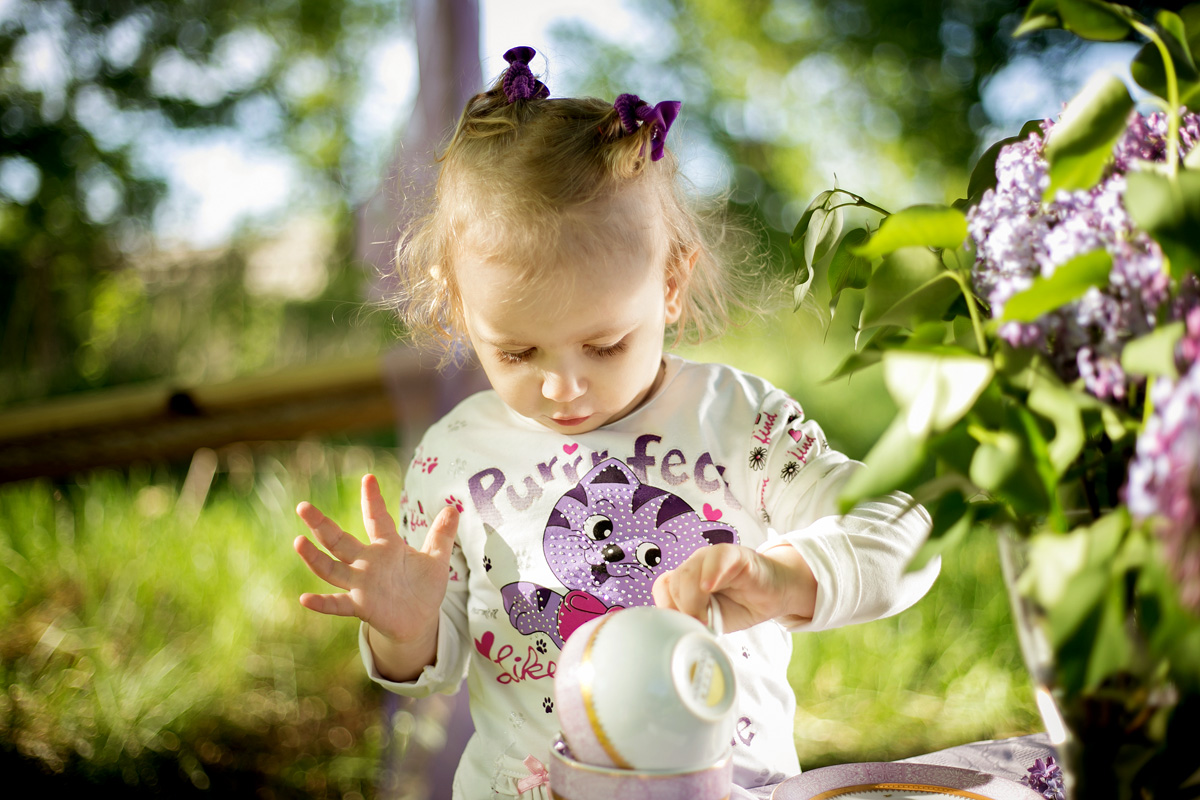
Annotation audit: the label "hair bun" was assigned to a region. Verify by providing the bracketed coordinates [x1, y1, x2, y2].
[502, 46, 549, 102]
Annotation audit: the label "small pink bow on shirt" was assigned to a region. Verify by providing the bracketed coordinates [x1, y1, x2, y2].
[516, 755, 550, 794]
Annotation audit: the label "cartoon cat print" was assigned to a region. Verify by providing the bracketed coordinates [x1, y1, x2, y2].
[500, 458, 739, 648]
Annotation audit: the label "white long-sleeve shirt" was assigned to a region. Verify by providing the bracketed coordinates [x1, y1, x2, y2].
[362, 354, 940, 798]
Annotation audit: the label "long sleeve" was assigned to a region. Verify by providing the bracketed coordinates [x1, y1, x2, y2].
[748, 389, 940, 632]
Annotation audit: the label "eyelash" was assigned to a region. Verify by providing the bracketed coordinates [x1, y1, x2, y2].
[496, 349, 534, 365]
[495, 340, 628, 365]
[590, 340, 628, 359]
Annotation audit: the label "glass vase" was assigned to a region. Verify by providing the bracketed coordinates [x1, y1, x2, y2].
[996, 530, 1177, 800]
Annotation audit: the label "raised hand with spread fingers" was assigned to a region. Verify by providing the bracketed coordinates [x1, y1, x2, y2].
[294, 474, 459, 682]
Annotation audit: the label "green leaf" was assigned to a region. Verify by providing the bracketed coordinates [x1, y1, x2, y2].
[968, 430, 1023, 494]
[1124, 169, 1200, 277]
[806, 202, 844, 272]
[790, 191, 832, 309]
[1014, 0, 1063, 36]
[791, 190, 845, 310]
[928, 423, 979, 476]
[1183, 5, 1200, 66]
[907, 490, 973, 572]
[1130, 22, 1200, 107]
[1057, 0, 1133, 41]
[967, 406, 1054, 517]
[839, 416, 928, 511]
[1013, 404, 1065, 527]
[1026, 384, 1086, 475]
[828, 228, 872, 318]
[1043, 73, 1134, 198]
[1122, 321, 1185, 378]
[1001, 249, 1113, 323]
[1083, 577, 1134, 689]
[1187, 142, 1200, 170]
[1157, 10, 1191, 57]
[852, 205, 967, 258]
[824, 348, 883, 382]
[858, 248, 961, 333]
[883, 350, 995, 437]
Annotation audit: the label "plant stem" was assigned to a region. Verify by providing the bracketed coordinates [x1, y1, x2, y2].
[1132, 20, 1180, 177]
[947, 259, 989, 356]
[829, 190, 892, 217]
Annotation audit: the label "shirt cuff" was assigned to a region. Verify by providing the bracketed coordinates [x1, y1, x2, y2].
[358, 610, 464, 697]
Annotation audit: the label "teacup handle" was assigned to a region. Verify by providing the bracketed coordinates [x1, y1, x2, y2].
[706, 597, 723, 637]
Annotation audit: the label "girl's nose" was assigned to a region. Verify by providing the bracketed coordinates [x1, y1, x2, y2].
[542, 367, 585, 403]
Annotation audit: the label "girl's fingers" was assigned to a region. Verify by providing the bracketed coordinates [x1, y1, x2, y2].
[422, 506, 459, 565]
[653, 561, 711, 623]
[294, 535, 355, 590]
[299, 591, 359, 618]
[360, 474, 399, 543]
[297, 501, 364, 563]
[698, 544, 750, 595]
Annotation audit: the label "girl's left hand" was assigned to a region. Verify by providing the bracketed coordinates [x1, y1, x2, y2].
[651, 543, 817, 633]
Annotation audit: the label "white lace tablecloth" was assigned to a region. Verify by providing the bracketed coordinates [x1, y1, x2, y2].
[731, 734, 1056, 799]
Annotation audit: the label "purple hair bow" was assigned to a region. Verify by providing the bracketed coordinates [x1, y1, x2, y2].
[613, 93, 681, 161]
[503, 46, 549, 102]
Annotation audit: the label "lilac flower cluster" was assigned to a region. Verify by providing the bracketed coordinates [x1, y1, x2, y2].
[1024, 756, 1065, 800]
[967, 111, 1200, 401]
[1126, 308, 1200, 611]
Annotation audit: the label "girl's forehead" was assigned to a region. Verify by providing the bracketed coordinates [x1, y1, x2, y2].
[457, 243, 664, 342]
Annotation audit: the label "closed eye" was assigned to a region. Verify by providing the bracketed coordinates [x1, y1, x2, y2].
[496, 347, 535, 365]
[587, 339, 628, 359]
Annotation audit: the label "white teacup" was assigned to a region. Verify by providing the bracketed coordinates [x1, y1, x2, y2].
[554, 605, 737, 772]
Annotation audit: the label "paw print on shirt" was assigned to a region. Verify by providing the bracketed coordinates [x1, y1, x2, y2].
[446, 495, 464, 512]
[536, 638, 548, 654]
[542, 697, 554, 713]
[483, 556, 493, 572]
[412, 455, 439, 474]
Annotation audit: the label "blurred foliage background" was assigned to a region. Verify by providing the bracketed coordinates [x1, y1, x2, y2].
[0, 0, 1128, 794]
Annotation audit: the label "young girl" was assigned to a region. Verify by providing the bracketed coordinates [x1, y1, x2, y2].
[294, 46, 940, 799]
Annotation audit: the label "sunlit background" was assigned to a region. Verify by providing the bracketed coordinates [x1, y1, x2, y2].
[0, 0, 1153, 797]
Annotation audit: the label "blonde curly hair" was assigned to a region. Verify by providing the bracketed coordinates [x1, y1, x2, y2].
[389, 51, 758, 363]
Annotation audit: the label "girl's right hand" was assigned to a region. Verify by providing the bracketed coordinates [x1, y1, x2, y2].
[293, 474, 459, 648]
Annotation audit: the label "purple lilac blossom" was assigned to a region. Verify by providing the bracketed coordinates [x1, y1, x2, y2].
[1125, 359, 1200, 611]
[968, 111, 1199, 401]
[1024, 756, 1065, 800]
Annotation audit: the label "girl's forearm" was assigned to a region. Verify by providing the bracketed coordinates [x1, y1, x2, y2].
[366, 622, 440, 683]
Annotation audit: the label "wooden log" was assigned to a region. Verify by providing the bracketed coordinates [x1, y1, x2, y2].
[0, 352, 444, 484]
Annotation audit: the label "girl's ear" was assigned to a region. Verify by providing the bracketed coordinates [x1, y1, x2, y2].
[663, 247, 699, 325]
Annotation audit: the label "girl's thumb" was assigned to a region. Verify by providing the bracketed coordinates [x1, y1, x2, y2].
[423, 505, 460, 564]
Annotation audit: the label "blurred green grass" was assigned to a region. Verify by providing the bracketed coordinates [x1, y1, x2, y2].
[0, 444, 408, 797]
[0, 306, 1040, 795]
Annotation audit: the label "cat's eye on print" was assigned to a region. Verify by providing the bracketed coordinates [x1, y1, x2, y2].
[583, 515, 614, 541]
[635, 542, 662, 568]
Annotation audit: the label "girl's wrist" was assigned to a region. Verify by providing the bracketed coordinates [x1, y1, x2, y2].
[367, 622, 440, 682]
[761, 542, 818, 621]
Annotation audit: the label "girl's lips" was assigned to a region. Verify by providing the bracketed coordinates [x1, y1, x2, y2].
[551, 415, 591, 427]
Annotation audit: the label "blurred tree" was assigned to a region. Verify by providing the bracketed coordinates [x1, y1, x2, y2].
[0, 0, 407, 407]
[552, 0, 1087, 240]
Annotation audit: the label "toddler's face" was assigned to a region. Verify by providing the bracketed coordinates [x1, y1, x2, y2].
[456, 226, 682, 435]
